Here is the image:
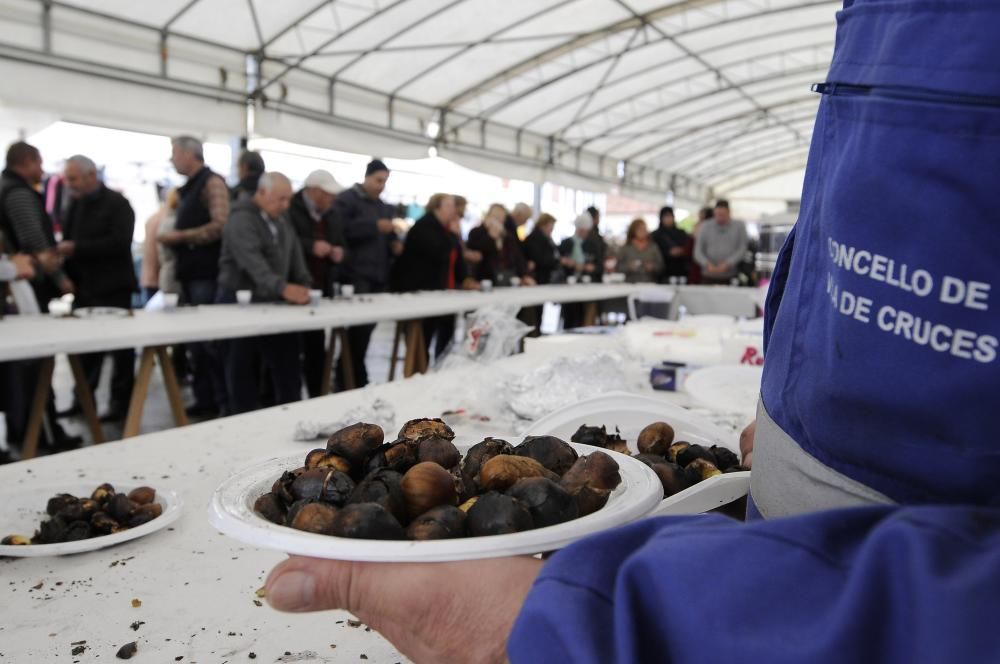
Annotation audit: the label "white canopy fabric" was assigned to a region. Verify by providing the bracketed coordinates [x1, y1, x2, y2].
[0, 0, 840, 203]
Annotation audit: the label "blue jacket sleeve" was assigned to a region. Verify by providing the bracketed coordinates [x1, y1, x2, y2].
[509, 506, 1000, 664]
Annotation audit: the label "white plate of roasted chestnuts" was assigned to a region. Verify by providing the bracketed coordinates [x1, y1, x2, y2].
[208, 418, 664, 562]
[1, 482, 182, 557]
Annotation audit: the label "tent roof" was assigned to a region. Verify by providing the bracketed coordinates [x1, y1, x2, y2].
[0, 0, 840, 202]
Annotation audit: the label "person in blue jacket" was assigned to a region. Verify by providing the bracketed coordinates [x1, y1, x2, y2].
[261, 3, 1000, 662]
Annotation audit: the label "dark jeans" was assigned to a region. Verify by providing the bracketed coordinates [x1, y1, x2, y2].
[0, 359, 71, 447]
[225, 333, 303, 414]
[74, 291, 135, 413]
[181, 279, 227, 413]
[302, 329, 327, 398]
[422, 315, 456, 362]
[335, 280, 384, 390]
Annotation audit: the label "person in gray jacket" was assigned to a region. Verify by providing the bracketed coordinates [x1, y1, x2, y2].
[217, 172, 311, 413]
[693, 200, 748, 284]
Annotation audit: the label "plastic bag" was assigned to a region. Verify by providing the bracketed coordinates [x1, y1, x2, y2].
[504, 351, 632, 421]
[435, 305, 532, 371]
[292, 397, 396, 441]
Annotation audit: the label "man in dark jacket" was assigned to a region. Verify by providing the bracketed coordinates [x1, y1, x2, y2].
[56, 155, 137, 421]
[332, 159, 400, 388]
[217, 172, 311, 414]
[650, 206, 691, 283]
[160, 135, 230, 417]
[289, 169, 346, 397]
[397, 193, 466, 358]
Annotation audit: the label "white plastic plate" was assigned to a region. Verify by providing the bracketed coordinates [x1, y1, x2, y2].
[208, 443, 663, 562]
[0, 483, 182, 557]
[524, 391, 751, 517]
[684, 365, 763, 419]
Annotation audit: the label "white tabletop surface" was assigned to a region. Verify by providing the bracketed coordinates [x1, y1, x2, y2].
[0, 341, 743, 663]
[0, 284, 648, 362]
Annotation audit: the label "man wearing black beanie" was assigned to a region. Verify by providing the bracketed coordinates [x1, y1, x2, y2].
[332, 158, 400, 389]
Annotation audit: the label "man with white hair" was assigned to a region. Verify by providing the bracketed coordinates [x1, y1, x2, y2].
[217, 171, 311, 414]
[161, 134, 230, 418]
[56, 154, 137, 423]
[289, 169, 346, 398]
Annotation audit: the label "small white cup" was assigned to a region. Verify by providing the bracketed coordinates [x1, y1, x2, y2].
[581, 275, 592, 284]
[163, 293, 180, 310]
[510, 276, 521, 288]
[236, 290, 252, 306]
[480, 279, 493, 292]
[566, 275, 578, 285]
[309, 289, 323, 306]
[341, 284, 355, 298]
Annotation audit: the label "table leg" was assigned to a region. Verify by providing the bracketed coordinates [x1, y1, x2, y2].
[155, 346, 189, 428]
[320, 329, 334, 396]
[67, 354, 105, 444]
[337, 329, 356, 390]
[415, 324, 428, 373]
[122, 347, 156, 439]
[388, 322, 403, 381]
[403, 320, 429, 378]
[21, 357, 55, 460]
[582, 301, 599, 327]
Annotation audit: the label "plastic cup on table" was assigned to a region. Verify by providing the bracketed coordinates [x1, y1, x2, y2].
[162, 293, 179, 310]
[341, 284, 355, 298]
[566, 275, 578, 285]
[581, 275, 592, 284]
[236, 290, 252, 306]
[308, 289, 323, 306]
[510, 276, 521, 288]
[480, 279, 493, 292]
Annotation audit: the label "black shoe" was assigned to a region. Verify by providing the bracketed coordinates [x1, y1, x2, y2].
[46, 434, 84, 452]
[185, 403, 219, 419]
[0, 448, 15, 465]
[56, 404, 83, 418]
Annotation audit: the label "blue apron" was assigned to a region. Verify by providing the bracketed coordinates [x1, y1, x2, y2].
[762, 0, 1000, 507]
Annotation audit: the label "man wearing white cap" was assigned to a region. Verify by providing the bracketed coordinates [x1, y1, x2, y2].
[289, 169, 347, 397]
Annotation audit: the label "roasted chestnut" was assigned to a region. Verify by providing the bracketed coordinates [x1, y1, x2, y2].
[686, 458, 722, 481]
[560, 452, 622, 516]
[291, 469, 355, 506]
[479, 455, 559, 492]
[1, 535, 29, 545]
[254, 492, 287, 525]
[53, 497, 87, 522]
[347, 469, 406, 524]
[288, 502, 338, 535]
[90, 512, 121, 534]
[710, 445, 740, 471]
[398, 418, 454, 442]
[127, 487, 156, 505]
[63, 520, 92, 541]
[326, 423, 384, 469]
[128, 503, 162, 528]
[304, 448, 352, 474]
[368, 441, 419, 475]
[33, 516, 69, 544]
[461, 438, 515, 486]
[666, 442, 690, 463]
[406, 505, 467, 540]
[108, 493, 137, 523]
[637, 422, 675, 457]
[91, 483, 116, 503]
[46, 493, 77, 516]
[466, 492, 534, 536]
[330, 503, 405, 540]
[570, 425, 628, 454]
[272, 468, 306, 504]
[634, 455, 692, 497]
[401, 462, 458, 518]
[676, 444, 717, 467]
[417, 436, 462, 470]
[506, 478, 578, 528]
[515, 436, 578, 476]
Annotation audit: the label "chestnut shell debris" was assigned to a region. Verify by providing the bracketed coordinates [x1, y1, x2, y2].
[254, 421, 623, 540]
[3, 484, 161, 546]
[622, 422, 744, 497]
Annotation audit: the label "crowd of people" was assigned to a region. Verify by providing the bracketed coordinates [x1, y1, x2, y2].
[0, 136, 754, 459]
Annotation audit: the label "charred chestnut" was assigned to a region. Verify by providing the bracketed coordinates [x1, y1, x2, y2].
[560, 452, 622, 516]
[466, 492, 534, 536]
[63, 520, 92, 541]
[676, 444, 716, 467]
[417, 436, 462, 470]
[327, 423, 384, 469]
[90, 512, 121, 534]
[304, 448, 352, 474]
[461, 438, 515, 487]
[288, 502, 338, 535]
[634, 455, 692, 497]
[406, 505, 467, 540]
[506, 478, 579, 528]
[272, 468, 306, 505]
[128, 503, 162, 528]
[127, 486, 156, 505]
[637, 422, 675, 457]
[33, 516, 69, 544]
[91, 483, 116, 503]
[347, 469, 406, 524]
[515, 436, 578, 476]
[1, 535, 29, 545]
[479, 455, 559, 492]
[398, 418, 454, 442]
[686, 458, 722, 481]
[108, 493, 137, 523]
[330, 503, 405, 540]
[254, 492, 287, 525]
[46, 493, 77, 516]
[570, 425, 629, 454]
[710, 445, 740, 471]
[666, 442, 690, 464]
[369, 441, 419, 475]
[292, 469, 355, 506]
[401, 462, 458, 518]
